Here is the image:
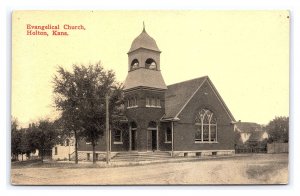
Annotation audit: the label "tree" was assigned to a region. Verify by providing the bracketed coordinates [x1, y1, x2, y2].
[18, 128, 32, 161]
[53, 65, 85, 164]
[266, 116, 289, 143]
[53, 62, 123, 164]
[11, 117, 21, 161]
[27, 120, 61, 162]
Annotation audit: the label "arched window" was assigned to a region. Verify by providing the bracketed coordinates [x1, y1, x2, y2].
[195, 109, 217, 142]
[148, 121, 157, 129]
[131, 59, 139, 70]
[131, 122, 137, 129]
[145, 58, 157, 70]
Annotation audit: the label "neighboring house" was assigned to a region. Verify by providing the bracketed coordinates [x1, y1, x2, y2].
[247, 131, 269, 145]
[17, 150, 39, 161]
[52, 138, 75, 160]
[76, 25, 237, 159]
[235, 122, 268, 144]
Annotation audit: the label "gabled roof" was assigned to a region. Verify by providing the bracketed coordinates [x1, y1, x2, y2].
[164, 76, 207, 119]
[235, 122, 264, 133]
[123, 68, 167, 90]
[163, 76, 235, 122]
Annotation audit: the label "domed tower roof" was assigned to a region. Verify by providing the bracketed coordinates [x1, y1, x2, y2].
[128, 25, 160, 53]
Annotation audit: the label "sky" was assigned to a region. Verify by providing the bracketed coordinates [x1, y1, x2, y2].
[12, 10, 289, 127]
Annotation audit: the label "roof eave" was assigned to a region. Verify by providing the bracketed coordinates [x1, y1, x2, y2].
[127, 47, 161, 54]
[160, 117, 181, 122]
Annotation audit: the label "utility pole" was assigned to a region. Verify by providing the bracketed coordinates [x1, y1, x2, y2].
[106, 94, 110, 164]
[171, 121, 174, 157]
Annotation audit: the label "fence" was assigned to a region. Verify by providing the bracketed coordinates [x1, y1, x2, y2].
[267, 143, 289, 153]
[235, 146, 267, 154]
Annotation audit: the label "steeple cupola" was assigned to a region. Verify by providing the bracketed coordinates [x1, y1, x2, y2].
[128, 25, 160, 53]
[124, 24, 167, 90]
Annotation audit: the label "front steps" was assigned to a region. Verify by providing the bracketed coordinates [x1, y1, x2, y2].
[112, 151, 171, 162]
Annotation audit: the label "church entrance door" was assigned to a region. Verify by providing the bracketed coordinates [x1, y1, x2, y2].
[148, 121, 158, 151]
[151, 130, 157, 151]
[131, 129, 137, 151]
[130, 122, 137, 151]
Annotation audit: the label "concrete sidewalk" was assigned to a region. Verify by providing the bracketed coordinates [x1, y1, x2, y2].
[71, 154, 250, 168]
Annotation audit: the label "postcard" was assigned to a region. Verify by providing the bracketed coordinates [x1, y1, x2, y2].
[11, 10, 289, 185]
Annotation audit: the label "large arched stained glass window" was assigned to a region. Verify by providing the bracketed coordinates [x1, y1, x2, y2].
[195, 109, 217, 142]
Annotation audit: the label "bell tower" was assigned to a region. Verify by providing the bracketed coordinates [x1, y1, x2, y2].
[124, 24, 167, 152]
[127, 23, 161, 72]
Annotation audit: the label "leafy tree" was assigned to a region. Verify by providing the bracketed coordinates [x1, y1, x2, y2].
[11, 117, 21, 161]
[53, 65, 85, 164]
[266, 116, 289, 143]
[18, 128, 32, 161]
[53, 62, 123, 164]
[27, 120, 61, 162]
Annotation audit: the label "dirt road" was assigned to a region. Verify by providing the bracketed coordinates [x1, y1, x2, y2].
[11, 154, 288, 185]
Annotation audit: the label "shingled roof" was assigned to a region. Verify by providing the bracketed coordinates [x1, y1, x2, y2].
[163, 76, 235, 121]
[128, 28, 160, 53]
[235, 122, 264, 133]
[123, 68, 167, 90]
[164, 76, 207, 119]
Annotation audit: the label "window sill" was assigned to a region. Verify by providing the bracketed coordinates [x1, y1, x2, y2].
[127, 106, 138, 109]
[194, 141, 218, 144]
[146, 105, 162, 108]
[113, 142, 123, 145]
[164, 141, 172, 144]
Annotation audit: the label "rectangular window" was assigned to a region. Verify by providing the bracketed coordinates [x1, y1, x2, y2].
[157, 98, 161, 107]
[130, 99, 133, 107]
[95, 153, 99, 160]
[127, 97, 138, 108]
[134, 97, 137, 106]
[87, 153, 90, 161]
[146, 97, 150, 107]
[54, 147, 58, 155]
[165, 128, 172, 143]
[114, 129, 122, 143]
[150, 97, 155, 106]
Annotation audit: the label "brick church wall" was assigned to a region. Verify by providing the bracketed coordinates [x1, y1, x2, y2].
[174, 80, 235, 151]
[125, 89, 166, 151]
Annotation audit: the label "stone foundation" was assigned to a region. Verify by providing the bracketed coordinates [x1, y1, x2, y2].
[174, 150, 235, 157]
[72, 151, 117, 161]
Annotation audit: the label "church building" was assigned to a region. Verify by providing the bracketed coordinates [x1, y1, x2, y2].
[75, 25, 236, 160]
